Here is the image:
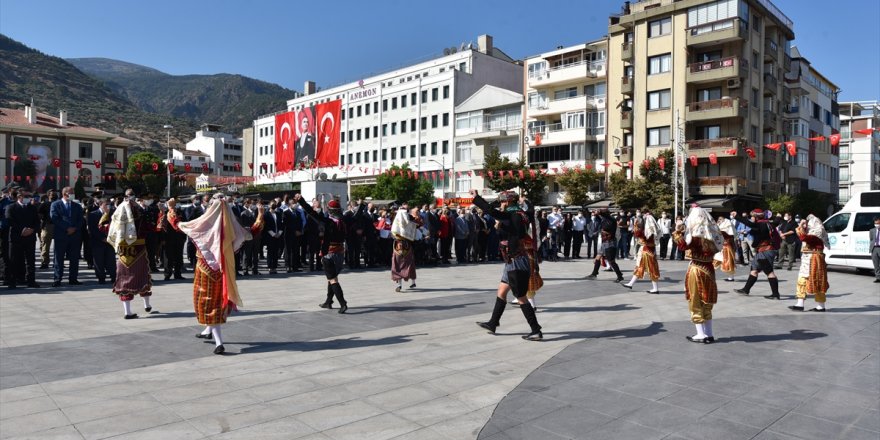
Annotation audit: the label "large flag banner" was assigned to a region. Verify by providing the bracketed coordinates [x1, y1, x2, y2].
[315, 100, 342, 166]
[294, 107, 315, 165]
[275, 111, 296, 172]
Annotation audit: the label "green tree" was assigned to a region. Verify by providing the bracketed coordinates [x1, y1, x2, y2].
[608, 149, 677, 213]
[73, 177, 87, 199]
[372, 163, 434, 206]
[124, 151, 167, 195]
[555, 167, 602, 205]
[349, 184, 374, 202]
[482, 147, 547, 202]
[795, 190, 832, 219]
[767, 193, 796, 216]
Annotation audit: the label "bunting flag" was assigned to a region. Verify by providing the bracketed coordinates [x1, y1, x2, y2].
[855, 128, 875, 135]
[529, 169, 536, 178]
[247, 162, 253, 170]
[432, 171, 437, 179]
[807, 136, 826, 141]
[709, 153, 718, 165]
[74, 159, 83, 169]
[785, 141, 797, 156]
[94, 160, 102, 168]
[585, 163, 593, 170]
[765, 143, 782, 150]
[518, 170, 524, 179]
[551, 167, 558, 173]
[185, 163, 192, 172]
[535, 133, 542, 146]
[488, 170, 494, 178]
[642, 159, 649, 168]
[627, 161, 633, 169]
[115, 160, 122, 168]
[745, 147, 756, 158]
[689, 155, 698, 167]
[724, 148, 738, 156]
[152, 162, 160, 171]
[234, 163, 241, 171]
[10, 155, 18, 161]
[136, 161, 143, 171]
[613, 162, 622, 167]
[167, 163, 175, 172]
[829, 133, 841, 147]
[507, 170, 514, 178]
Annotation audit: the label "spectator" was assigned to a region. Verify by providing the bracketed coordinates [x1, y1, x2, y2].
[49, 186, 84, 287]
[775, 212, 798, 271]
[572, 210, 587, 258]
[585, 211, 601, 259]
[658, 211, 672, 259]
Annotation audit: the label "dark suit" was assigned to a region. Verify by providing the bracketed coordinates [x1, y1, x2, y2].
[87, 209, 116, 283]
[6, 201, 40, 286]
[50, 199, 83, 282]
[184, 203, 205, 266]
[295, 134, 316, 164]
[162, 207, 186, 279]
[263, 210, 282, 271]
[239, 208, 260, 274]
[282, 208, 304, 271]
[870, 226, 880, 281]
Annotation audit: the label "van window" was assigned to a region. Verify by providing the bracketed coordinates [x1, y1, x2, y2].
[853, 213, 877, 232]
[860, 191, 880, 207]
[824, 213, 850, 233]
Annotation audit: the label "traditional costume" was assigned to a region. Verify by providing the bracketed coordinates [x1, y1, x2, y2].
[672, 206, 724, 344]
[299, 197, 349, 313]
[106, 197, 154, 319]
[623, 213, 661, 293]
[736, 208, 781, 299]
[586, 211, 624, 282]
[473, 191, 543, 341]
[391, 207, 422, 292]
[714, 218, 737, 282]
[177, 194, 253, 354]
[789, 215, 829, 312]
[511, 200, 543, 309]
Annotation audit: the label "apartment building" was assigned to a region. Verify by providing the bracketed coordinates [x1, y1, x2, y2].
[607, 0, 797, 210]
[524, 39, 608, 203]
[838, 101, 880, 204]
[252, 35, 522, 199]
[185, 124, 243, 177]
[783, 47, 840, 202]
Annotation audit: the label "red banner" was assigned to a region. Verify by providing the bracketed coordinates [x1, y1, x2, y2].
[152, 162, 159, 171]
[93, 160, 101, 168]
[829, 133, 840, 147]
[275, 111, 296, 172]
[53, 158, 62, 168]
[708, 153, 717, 164]
[136, 161, 143, 171]
[167, 163, 175, 172]
[689, 155, 698, 167]
[75, 159, 83, 169]
[315, 100, 342, 166]
[184, 163, 192, 172]
[745, 147, 756, 158]
[115, 160, 122, 168]
[658, 157, 665, 170]
[765, 143, 781, 150]
[784, 141, 796, 156]
[807, 136, 826, 141]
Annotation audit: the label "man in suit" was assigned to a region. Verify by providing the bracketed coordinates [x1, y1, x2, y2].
[87, 198, 116, 284]
[6, 188, 41, 288]
[50, 186, 84, 287]
[871, 216, 880, 283]
[161, 198, 186, 280]
[282, 198, 304, 272]
[37, 189, 57, 269]
[0, 185, 14, 286]
[295, 114, 316, 164]
[184, 194, 205, 267]
[262, 200, 282, 274]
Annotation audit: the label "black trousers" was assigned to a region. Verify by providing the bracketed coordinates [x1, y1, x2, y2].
[284, 233, 301, 270]
[266, 237, 281, 270]
[585, 235, 598, 258]
[440, 237, 452, 262]
[164, 234, 185, 278]
[92, 241, 116, 282]
[563, 233, 573, 258]
[243, 238, 260, 273]
[572, 231, 584, 257]
[659, 234, 670, 259]
[455, 237, 468, 262]
[145, 232, 159, 270]
[8, 236, 37, 285]
[0, 226, 8, 282]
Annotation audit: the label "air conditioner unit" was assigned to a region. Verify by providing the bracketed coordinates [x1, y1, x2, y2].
[596, 98, 606, 106]
[727, 78, 742, 89]
[613, 147, 622, 156]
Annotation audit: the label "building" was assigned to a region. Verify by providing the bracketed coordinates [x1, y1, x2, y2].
[838, 101, 880, 204]
[252, 34, 522, 199]
[524, 39, 608, 204]
[185, 124, 243, 176]
[783, 46, 840, 203]
[606, 0, 797, 211]
[0, 105, 135, 194]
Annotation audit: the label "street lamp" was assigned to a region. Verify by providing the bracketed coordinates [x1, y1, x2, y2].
[428, 157, 445, 201]
[163, 125, 173, 198]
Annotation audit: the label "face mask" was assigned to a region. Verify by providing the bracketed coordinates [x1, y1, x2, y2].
[62, 193, 70, 199]
[784, 216, 790, 221]
[875, 224, 880, 229]
[144, 200, 154, 206]
[193, 201, 201, 206]
[128, 195, 137, 202]
[21, 198, 32, 204]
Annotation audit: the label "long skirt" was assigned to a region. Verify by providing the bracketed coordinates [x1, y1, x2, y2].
[526, 251, 543, 299]
[796, 251, 828, 302]
[685, 262, 717, 323]
[391, 239, 416, 282]
[113, 241, 152, 300]
[632, 245, 660, 281]
[714, 240, 736, 275]
[193, 257, 229, 325]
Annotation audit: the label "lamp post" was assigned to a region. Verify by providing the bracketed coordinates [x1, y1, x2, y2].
[428, 157, 445, 202]
[163, 125, 173, 198]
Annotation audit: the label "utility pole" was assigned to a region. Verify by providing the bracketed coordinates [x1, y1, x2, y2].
[163, 125, 173, 198]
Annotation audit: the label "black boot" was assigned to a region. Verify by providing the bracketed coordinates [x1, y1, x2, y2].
[610, 261, 624, 283]
[586, 261, 600, 279]
[764, 277, 780, 299]
[331, 283, 348, 314]
[520, 301, 543, 341]
[319, 283, 334, 309]
[477, 297, 506, 334]
[736, 275, 757, 295]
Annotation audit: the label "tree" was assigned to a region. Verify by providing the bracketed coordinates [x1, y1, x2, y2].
[608, 149, 677, 212]
[482, 147, 547, 202]
[73, 177, 87, 199]
[767, 193, 796, 216]
[555, 167, 602, 205]
[349, 184, 374, 202]
[123, 151, 167, 195]
[372, 163, 434, 206]
[795, 190, 832, 219]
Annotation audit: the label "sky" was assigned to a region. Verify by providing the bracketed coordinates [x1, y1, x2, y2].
[1, 0, 878, 102]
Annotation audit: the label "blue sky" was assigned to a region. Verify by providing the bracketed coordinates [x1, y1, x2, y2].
[1, 0, 877, 101]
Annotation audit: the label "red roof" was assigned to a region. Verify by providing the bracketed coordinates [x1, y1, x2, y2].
[0, 107, 135, 142]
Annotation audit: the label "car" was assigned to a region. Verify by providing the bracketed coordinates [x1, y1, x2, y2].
[823, 190, 880, 271]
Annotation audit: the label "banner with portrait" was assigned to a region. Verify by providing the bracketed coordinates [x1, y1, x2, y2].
[274, 99, 341, 172]
[13, 137, 59, 193]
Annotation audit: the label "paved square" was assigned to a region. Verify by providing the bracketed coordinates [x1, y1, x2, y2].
[1, 257, 877, 439]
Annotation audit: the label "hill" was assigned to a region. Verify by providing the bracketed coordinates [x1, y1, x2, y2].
[68, 57, 295, 135]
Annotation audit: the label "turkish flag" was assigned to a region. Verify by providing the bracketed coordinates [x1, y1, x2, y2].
[94, 161, 101, 168]
[315, 100, 342, 166]
[585, 164, 593, 170]
[488, 171, 494, 178]
[785, 141, 797, 156]
[807, 136, 826, 141]
[52, 158, 62, 168]
[627, 161, 633, 169]
[689, 156, 698, 167]
[765, 143, 782, 151]
[75, 160, 83, 169]
[115, 160, 122, 168]
[535, 133, 542, 146]
[518, 170, 525, 179]
[136, 161, 143, 171]
[855, 128, 875, 135]
[10, 155, 18, 161]
[152, 162, 159, 171]
[643, 160, 649, 168]
[275, 111, 296, 172]
[829, 133, 840, 147]
[724, 148, 738, 155]
[529, 169, 536, 178]
[709, 153, 718, 165]
[507, 170, 514, 178]
[185, 163, 192, 172]
[745, 147, 756, 158]
[167, 163, 175, 172]
[658, 157, 666, 170]
[234, 162, 241, 171]
[202, 162, 208, 172]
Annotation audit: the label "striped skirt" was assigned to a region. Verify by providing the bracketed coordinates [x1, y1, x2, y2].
[391, 239, 416, 282]
[193, 257, 229, 325]
[633, 246, 660, 281]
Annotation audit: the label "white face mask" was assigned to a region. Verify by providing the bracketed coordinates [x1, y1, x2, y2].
[144, 200, 154, 206]
[875, 224, 880, 229]
[21, 198, 32, 205]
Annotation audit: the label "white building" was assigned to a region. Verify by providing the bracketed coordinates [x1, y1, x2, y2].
[838, 101, 880, 204]
[252, 34, 522, 199]
[185, 124, 243, 176]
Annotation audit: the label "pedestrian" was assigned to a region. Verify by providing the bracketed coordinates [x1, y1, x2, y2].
[160, 198, 187, 280]
[87, 198, 116, 285]
[775, 212, 798, 270]
[454, 208, 469, 263]
[735, 209, 783, 300]
[585, 211, 600, 259]
[737, 216, 753, 265]
[297, 194, 349, 313]
[106, 189, 154, 319]
[376, 208, 393, 266]
[547, 207, 563, 258]
[789, 215, 830, 312]
[572, 210, 586, 258]
[472, 190, 543, 341]
[49, 186, 83, 287]
[0, 185, 14, 286]
[672, 205, 724, 344]
[37, 189, 56, 269]
[5, 188, 40, 289]
[870, 216, 880, 283]
[714, 216, 737, 282]
[671, 215, 685, 260]
[562, 212, 573, 259]
[438, 206, 453, 264]
[617, 213, 629, 259]
[262, 199, 282, 274]
[391, 203, 421, 292]
[586, 209, 624, 282]
[729, 211, 745, 264]
[283, 197, 304, 273]
[658, 211, 671, 259]
[239, 199, 264, 276]
[622, 209, 661, 293]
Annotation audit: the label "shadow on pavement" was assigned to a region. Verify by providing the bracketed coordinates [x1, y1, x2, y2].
[345, 302, 483, 315]
[146, 309, 295, 319]
[233, 333, 427, 354]
[717, 328, 828, 344]
[540, 304, 640, 313]
[538, 321, 665, 342]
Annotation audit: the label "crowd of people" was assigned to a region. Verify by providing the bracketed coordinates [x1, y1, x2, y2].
[0, 182, 841, 349]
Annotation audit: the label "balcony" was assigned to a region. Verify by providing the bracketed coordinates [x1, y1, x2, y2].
[763, 73, 778, 94]
[621, 76, 633, 95]
[764, 39, 778, 61]
[528, 94, 606, 118]
[783, 53, 791, 71]
[762, 181, 783, 196]
[763, 148, 779, 164]
[686, 56, 747, 84]
[621, 111, 632, 130]
[621, 41, 633, 60]
[456, 121, 523, 140]
[687, 18, 746, 47]
[763, 110, 778, 130]
[528, 123, 604, 147]
[688, 176, 748, 196]
[686, 137, 741, 158]
[529, 60, 606, 88]
[789, 164, 809, 180]
[686, 97, 747, 122]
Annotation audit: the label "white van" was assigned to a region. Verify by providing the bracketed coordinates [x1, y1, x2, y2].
[823, 190, 880, 271]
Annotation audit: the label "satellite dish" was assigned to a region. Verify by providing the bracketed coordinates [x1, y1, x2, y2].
[443, 48, 451, 56]
[450, 47, 458, 54]
[331, 173, 337, 180]
[460, 42, 466, 52]
[319, 172, 328, 181]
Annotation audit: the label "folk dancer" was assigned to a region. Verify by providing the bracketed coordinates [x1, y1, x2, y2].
[297, 194, 349, 313]
[391, 203, 422, 292]
[585, 209, 624, 282]
[672, 205, 725, 344]
[735, 209, 782, 300]
[177, 194, 254, 354]
[714, 217, 737, 282]
[106, 190, 154, 319]
[622, 210, 661, 293]
[472, 190, 543, 341]
[789, 215, 829, 312]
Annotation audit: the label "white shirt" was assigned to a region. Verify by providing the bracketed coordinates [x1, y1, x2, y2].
[548, 213, 563, 229]
[572, 216, 587, 231]
[658, 217, 672, 235]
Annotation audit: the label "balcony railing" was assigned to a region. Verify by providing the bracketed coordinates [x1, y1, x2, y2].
[764, 39, 778, 61]
[621, 76, 633, 94]
[528, 59, 606, 79]
[621, 41, 633, 59]
[687, 137, 740, 150]
[688, 56, 747, 73]
[687, 97, 747, 112]
[763, 110, 778, 127]
[764, 73, 778, 91]
[529, 123, 605, 136]
[621, 111, 632, 129]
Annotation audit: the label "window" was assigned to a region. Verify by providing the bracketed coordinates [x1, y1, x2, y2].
[355, 129, 361, 141]
[752, 51, 759, 68]
[647, 89, 671, 110]
[348, 154, 353, 165]
[456, 174, 471, 193]
[365, 104, 371, 115]
[365, 127, 370, 139]
[373, 126, 378, 138]
[341, 131, 347, 143]
[356, 106, 362, 117]
[78, 142, 93, 158]
[356, 152, 361, 164]
[696, 87, 721, 102]
[528, 92, 548, 108]
[421, 90, 428, 103]
[696, 50, 722, 62]
[696, 125, 721, 139]
[400, 146, 405, 159]
[442, 140, 449, 154]
[648, 54, 671, 74]
[400, 121, 407, 134]
[431, 115, 438, 128]
[420, 143, 427, 156]
[648, 127, 671, 146]
[554, 87, 578, 100]
[648, 17, 672, 37]
[373, 102, 379, 113]
[571, 142, 586, 161]
[104, 149, 117, 163]
[391, 123, 397, 135]
[752, 88, 760, 106]
[391, 148, 397, 160]
[411, 92, 416, 105]
[443, 85, 449, 99]
[751, 125, 759, 143]
[401, 95, 407, 107]
[431, 142, 438, 155]
[382, 124, 387, 136]
[812, 103, 820, 119]
[442, 113, 449, 127]
[853, 213, 876, 232]
[584, 82, 606, 97]
[624, 65, 635, 78]
[348, 130, 353, 142]
[565, 111, 585, 129]
[392, 97, 398, 110]
[432, 88, 439, 101]
[421, 117, 427, 130]
[459, 62, 466, 72]
[823, 213, 849, 233]
[382, 149, 387, 161]
[373, 150, 378, 162]
[410, 119, 416, 131]
[528, 144, 571, 163]
[410, 145, 416, 157]
[382, 99, 388, 111]
[348, 108, 353, 119]
[456, 141, 472, 162]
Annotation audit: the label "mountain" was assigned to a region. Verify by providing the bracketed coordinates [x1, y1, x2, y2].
[0, 34, 196, 151]
[68, 57, 296, 136]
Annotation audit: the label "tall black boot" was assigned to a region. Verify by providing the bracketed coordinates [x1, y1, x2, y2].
[586, 261, 600, 279]
[765, 277, 780, 300]
[610, 260, 624, 282]
[319, 283, 334, 309]
[736, 275, 757, 295]
[331, 283, 348, 313]
[519, 301, 543, 341]
[477, 297, 506, 334]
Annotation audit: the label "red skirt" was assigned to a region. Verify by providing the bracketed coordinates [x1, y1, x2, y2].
[193, 257, 229, 325]
[113, 242, 152, 296]
[391, 239, 416, 282]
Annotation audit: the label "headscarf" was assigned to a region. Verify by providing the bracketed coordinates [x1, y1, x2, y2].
[178, 193, 252, 309]
[806, 214, 829, 248]
[106, 200, 138, 252]
[686, 206, 724, 254]
[717, 218, 735, 235]
[642, 213, 660, 246]
[391, 207, 417, 241]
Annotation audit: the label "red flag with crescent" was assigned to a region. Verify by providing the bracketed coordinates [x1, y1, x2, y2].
[201, 162, 208, 172]
[855, 128, 875, 135]
[75, 159, 83, 169]
[535, 133, 542, 146]
[184, 163, 192, 172]
[518, 170, 525, 179]
[247, 163, 253, 170]
[52, 158, 62, 168]
[114, 160, 122, 168]
[627, 161, 633, 169]
[745, 147, 756, 158]
[275, 111, 296, 172]
[488, 171, 494, 178]
[765, 143, 781, 151]
[689, 155, 698, 167]
[94, 160, 101, 168]
[807, 136, 825, 141]
[643, 160, 649, 168]
[724, 148, 738, 155]
[167, 163, 174, 172]
[152, 162, 159, 171]
[708, 153, 717, 165]
[785, 141, 796, 156]
[315, 100, 342, 166]
[585, 164, 593, 170]
[529, 169, 536, 178]
[10, 155, 18, 161]
[658, 157, 666, 170]
[829, 133, 840, 147]
[431, 171, 437, 180]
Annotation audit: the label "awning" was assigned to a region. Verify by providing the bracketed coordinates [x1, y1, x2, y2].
[585, 199, 616, 209]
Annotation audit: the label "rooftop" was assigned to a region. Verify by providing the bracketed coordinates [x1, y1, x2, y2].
[0, 107, 134, 142]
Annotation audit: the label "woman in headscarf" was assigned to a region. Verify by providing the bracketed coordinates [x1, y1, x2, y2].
[789, 215, 829, 312]
[106, 189, 154, 319]
[177, 193, 254, 354]
[296, 193, 350, 313]
[390, 203, 422, 292]
[672, 205, 724, 344]
[622, 209, 661, 293]
[714, 216, 737, 282]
